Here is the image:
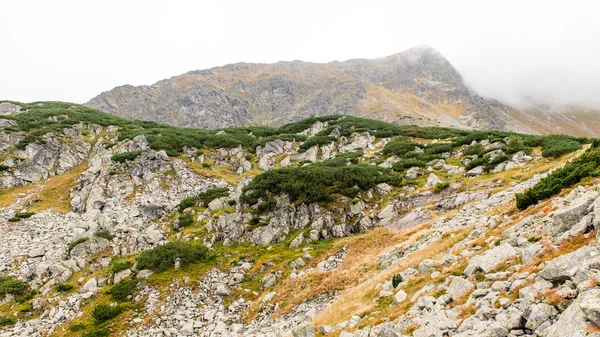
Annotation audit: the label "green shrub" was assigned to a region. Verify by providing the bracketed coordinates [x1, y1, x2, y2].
[241, 165, 403, 206]
[178, 188, 229, 212]
[0, 276, 28, 295]
[15, 290, 35, 303]
[228, 199, 237, 206]
[392, 273, 403, 288]
[542, 140, 582, 158]
[434, 182, 450, 193]
[56, 284, 74, 292]
[392, 158, 426, 171]
[111, 150, 143, 163]
[94, 230, 115, 241]
[463, 144, 483, 156]
[0, 164, 9, 171]
[465, 157, 487, 171]
[67, 237, 89, 253]
[108, 278, 141, 302]
[8, 211, 35, 222]
[0, 316, 15, 326]
[249, 216, 260, 226]
[135, 242, 214, 272]
[424, 142, 454, 155]
[257, 198, 277, 213]
[382, 138, 423, 156]
[202, 163, 211, 168]
[299, 136, 335, 152]
[527, 236, 541, 243]
[178, 214, 194, 227]
[92, 304, 123, 322]
[83, 329, 109, 337]
[109, 260, 131, 274]
[516, 148, 600, 210]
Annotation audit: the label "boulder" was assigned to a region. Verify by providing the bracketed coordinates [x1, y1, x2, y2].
[466, 166, 484, 177]
[539, 246, 599, 283]
[425, 173, 442, 187]
[447, 277, 474, 300]
[546, 289, 600, 337]
[525, 303, 556, 330]
[548, 191, 597, 235]
[292, 322, 315, 337]
[464, 243, 520, 276]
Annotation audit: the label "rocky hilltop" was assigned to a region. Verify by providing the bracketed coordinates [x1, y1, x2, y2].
[1, 101, 600, 337]
[86, 46, 600, 137]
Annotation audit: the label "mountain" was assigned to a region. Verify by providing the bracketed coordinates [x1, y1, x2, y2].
[87, 45, 600, 136]
[2, 101, 600, 336]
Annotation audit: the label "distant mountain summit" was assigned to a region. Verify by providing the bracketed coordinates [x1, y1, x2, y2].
[86, 45, 600, 136]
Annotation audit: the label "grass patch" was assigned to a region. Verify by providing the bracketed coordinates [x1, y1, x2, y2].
[67, 237, 89, 253]
[94, 230, 115, 241]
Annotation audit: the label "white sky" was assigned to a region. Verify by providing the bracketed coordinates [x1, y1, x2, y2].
[2, 0, 600, 107]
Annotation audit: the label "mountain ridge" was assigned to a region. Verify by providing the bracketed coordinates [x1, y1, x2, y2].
[84, 46, 538, 133]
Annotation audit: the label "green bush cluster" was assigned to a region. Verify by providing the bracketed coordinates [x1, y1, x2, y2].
[67, 237, 89, 253]
[241, 164, 403, 206]
[110, 150, 144, 163]
[516, 148, 600, 210]
[109, 260, 131, 274]
[392, 273, 403, 288]
[178, 214, 194, 227]
[0, 164, 9, 171]
[463, 144, 484, 156]
[382, 138, 423, 156]
[108, 278, 141, 302]
[92, 304, 123, 322]
[0, 316, 15, 326]
[0, 276, 28, 295]
[7, 211, 35, 222]
[178, 187, 229, 212]
[135, 242, 214, 272]
[299, 136, 336, 152]
[392, 158, 426, 172]
[56, 284, 74, 292]
[434, 182, 450, 193]
[424, 142, 454, 155]
[541, 140, 582, 158]
[94, 230, 115, 241]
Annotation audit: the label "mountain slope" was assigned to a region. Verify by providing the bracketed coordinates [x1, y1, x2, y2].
[4, 102, 600, 337]
[88, 45, 564, 134]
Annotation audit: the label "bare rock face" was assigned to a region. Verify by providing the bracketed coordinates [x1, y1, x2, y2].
[86, 46, 515, 131]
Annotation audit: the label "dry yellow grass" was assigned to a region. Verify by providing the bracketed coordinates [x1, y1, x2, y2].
[311, 226, 470, 327]
[0, 164, 86, 213]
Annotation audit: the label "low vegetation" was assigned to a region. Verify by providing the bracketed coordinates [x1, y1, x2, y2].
[135, 242, 214, 272]
[0, 276, 28, 295]
[91, 304, 123, 322]
[7, 211, 34, 222]
[110, 150, 144, 163]
[178, 187, 229, 212]
[241, 164, 403, 206]
[67, 237, 89, 253]
[94, 230, 115, 241]
[108, 278, 141, 302]
[516, 145, 600, 209]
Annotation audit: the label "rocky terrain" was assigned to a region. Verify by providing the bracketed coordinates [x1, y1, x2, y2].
[1, 101, 600, 337]
[85, 45, 600, 137]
